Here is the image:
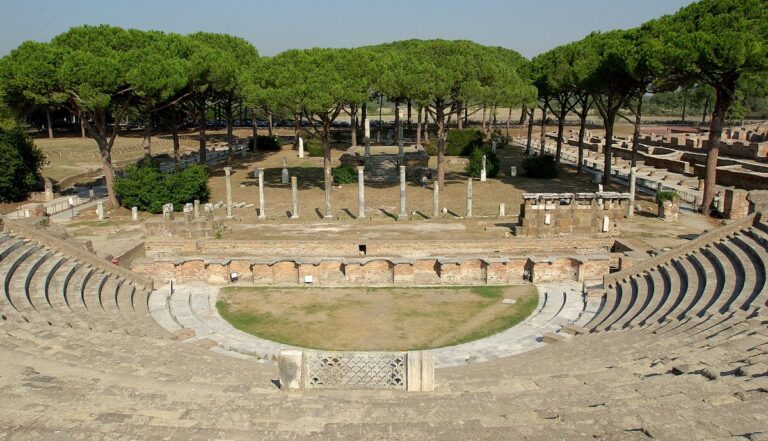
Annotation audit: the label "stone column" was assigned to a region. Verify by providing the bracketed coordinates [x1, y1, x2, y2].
[480, 155, 487, 182]
[492, 140, 497, 155]
[298, 137, 304, 158]
[433, 180, 440, 218]
[162, 203, 173, 220]
[324, 167, 332, 218]
[257, 168, 266, 219]
[466, 177, 473, 218]
[357, 166, 365, 219]
[224, 167, 233, 218]
[509, 166, 517, 177]
[96, 201, 105, 221]
[364, 118, 371, 157]
[131, 206, 138, 221]
[290, 176, 299, 219]
[398, 166, 406, 220]
[88, 189, 95, 201]
[281, 158, 289, 184]
[627, 166, 637, 217]
[193, 199, 200, 219]
[499, 203, 506, 217]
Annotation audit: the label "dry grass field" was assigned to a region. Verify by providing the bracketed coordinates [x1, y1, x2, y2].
[216, 285, 538, 351]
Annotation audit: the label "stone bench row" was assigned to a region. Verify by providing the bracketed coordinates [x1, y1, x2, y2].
[586, 227, 768, 334]
[0, 233, 167, 337]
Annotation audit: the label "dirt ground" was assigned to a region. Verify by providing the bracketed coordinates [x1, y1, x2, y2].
[216, 285, 538, 351]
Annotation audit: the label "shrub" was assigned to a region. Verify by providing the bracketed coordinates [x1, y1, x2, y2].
[446, 129, 483, 156]
[656, 191, 679, 205]
[254, 135, 281, 151]
[114, 160, 210, 213]
[0, 127, 45, 202]
[465, 147, 500, 178]
[423, 140, 437, 156]
[306, 138, 324, 157]
[520, 154, 559, 179]
[332, 164, 358, 184]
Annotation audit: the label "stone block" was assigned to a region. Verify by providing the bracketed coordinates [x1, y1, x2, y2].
[277, 350, 304, 391]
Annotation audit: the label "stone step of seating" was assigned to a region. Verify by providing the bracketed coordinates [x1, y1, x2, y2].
[635, 262, 676, 328]
[720, 236, 758, 311]
[713, 239, 749, 313]
[699, 245, 733, 316]
[7, 245, 48, 323]
[676, 253, 712, 319]
[615, 269, 658, 330]
[602, 278, 636, 331]
[731, 233, 765, 309]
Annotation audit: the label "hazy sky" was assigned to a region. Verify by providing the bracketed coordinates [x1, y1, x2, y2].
[0, 0, 696, 58]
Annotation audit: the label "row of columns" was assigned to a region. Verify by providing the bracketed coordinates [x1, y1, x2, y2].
[221, 165, 484, 220]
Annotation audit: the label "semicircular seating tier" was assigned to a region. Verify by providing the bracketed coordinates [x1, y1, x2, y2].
[0, 216, 766, 439]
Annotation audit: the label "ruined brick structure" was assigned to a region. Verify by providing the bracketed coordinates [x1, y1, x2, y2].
[515, 192, 630, 237]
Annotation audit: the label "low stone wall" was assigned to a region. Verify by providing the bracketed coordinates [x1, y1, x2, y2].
[132, 254, 610, 286]
[277, 350, 433, 392]
[143, 237, 615, 259]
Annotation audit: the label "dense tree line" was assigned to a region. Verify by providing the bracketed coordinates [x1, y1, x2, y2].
[0, 0, 766, 214]
[529, 0, 768, 213]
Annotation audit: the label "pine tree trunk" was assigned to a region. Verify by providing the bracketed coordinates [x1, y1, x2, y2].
[142, 107, 152, 158]
[701, 84, 735, 215]
[293, 111, 300, 147]
[46, 108, 54, 139]
[631, 97, 643, 168]
[267, 110, 273, 137]
[171, 105, 180, 170]
[701, 97, 710, 126]
[519, 105, 527, 125]
[225, 100, 234, 158]
[80, 118, 86, 138]
[322, 119, 332, 218]
[506, 107, 512, 137]
[394, 99, 400, 145]
[526, 108, 534, 156]
[436, 103, 446, 207]
[457, 101, 463, 129]
[539, 104, 548, 155]
[350, 104, 358, 147]
[96, 137, 118, 206]
[416, 106, 422, 147]
[361, 102, 367, 131]
[681, 91, 687, 122]
[555, 107, 566, 164]
[577, 113, 587, 175]
[252, 108, 259, 145]
[198, 104, 207, 165]
[603, 113, 615, 186]
[407, 99, 412, 130]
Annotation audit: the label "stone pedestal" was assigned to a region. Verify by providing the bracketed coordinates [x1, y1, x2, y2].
[499, 203, 506, 217]
[194, 200, 200, 219]
[88, 189, 95, 201]
[397, 166, 406, 220]
[131, 206, 139, 221]
[257, 168, 266, 219]
[162, 203, 174, 220]
[480, 155, 487, 182]
[224, 167, 233, 218]
[96, 201, 105, 221]
[659, 199, 680, 222]
[723, 188, 749, 220]
[357, 166, 365, 219]
[290, 176, 299, 219]
[298, 137, 304, 158]
[281, 158, 289, 184]
[509, 166, 517, 177]
[492, 141, 497, 155]
[183, 203, 194, 222]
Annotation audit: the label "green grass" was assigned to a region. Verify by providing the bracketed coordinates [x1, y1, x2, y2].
[216, 285, 539, 351]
